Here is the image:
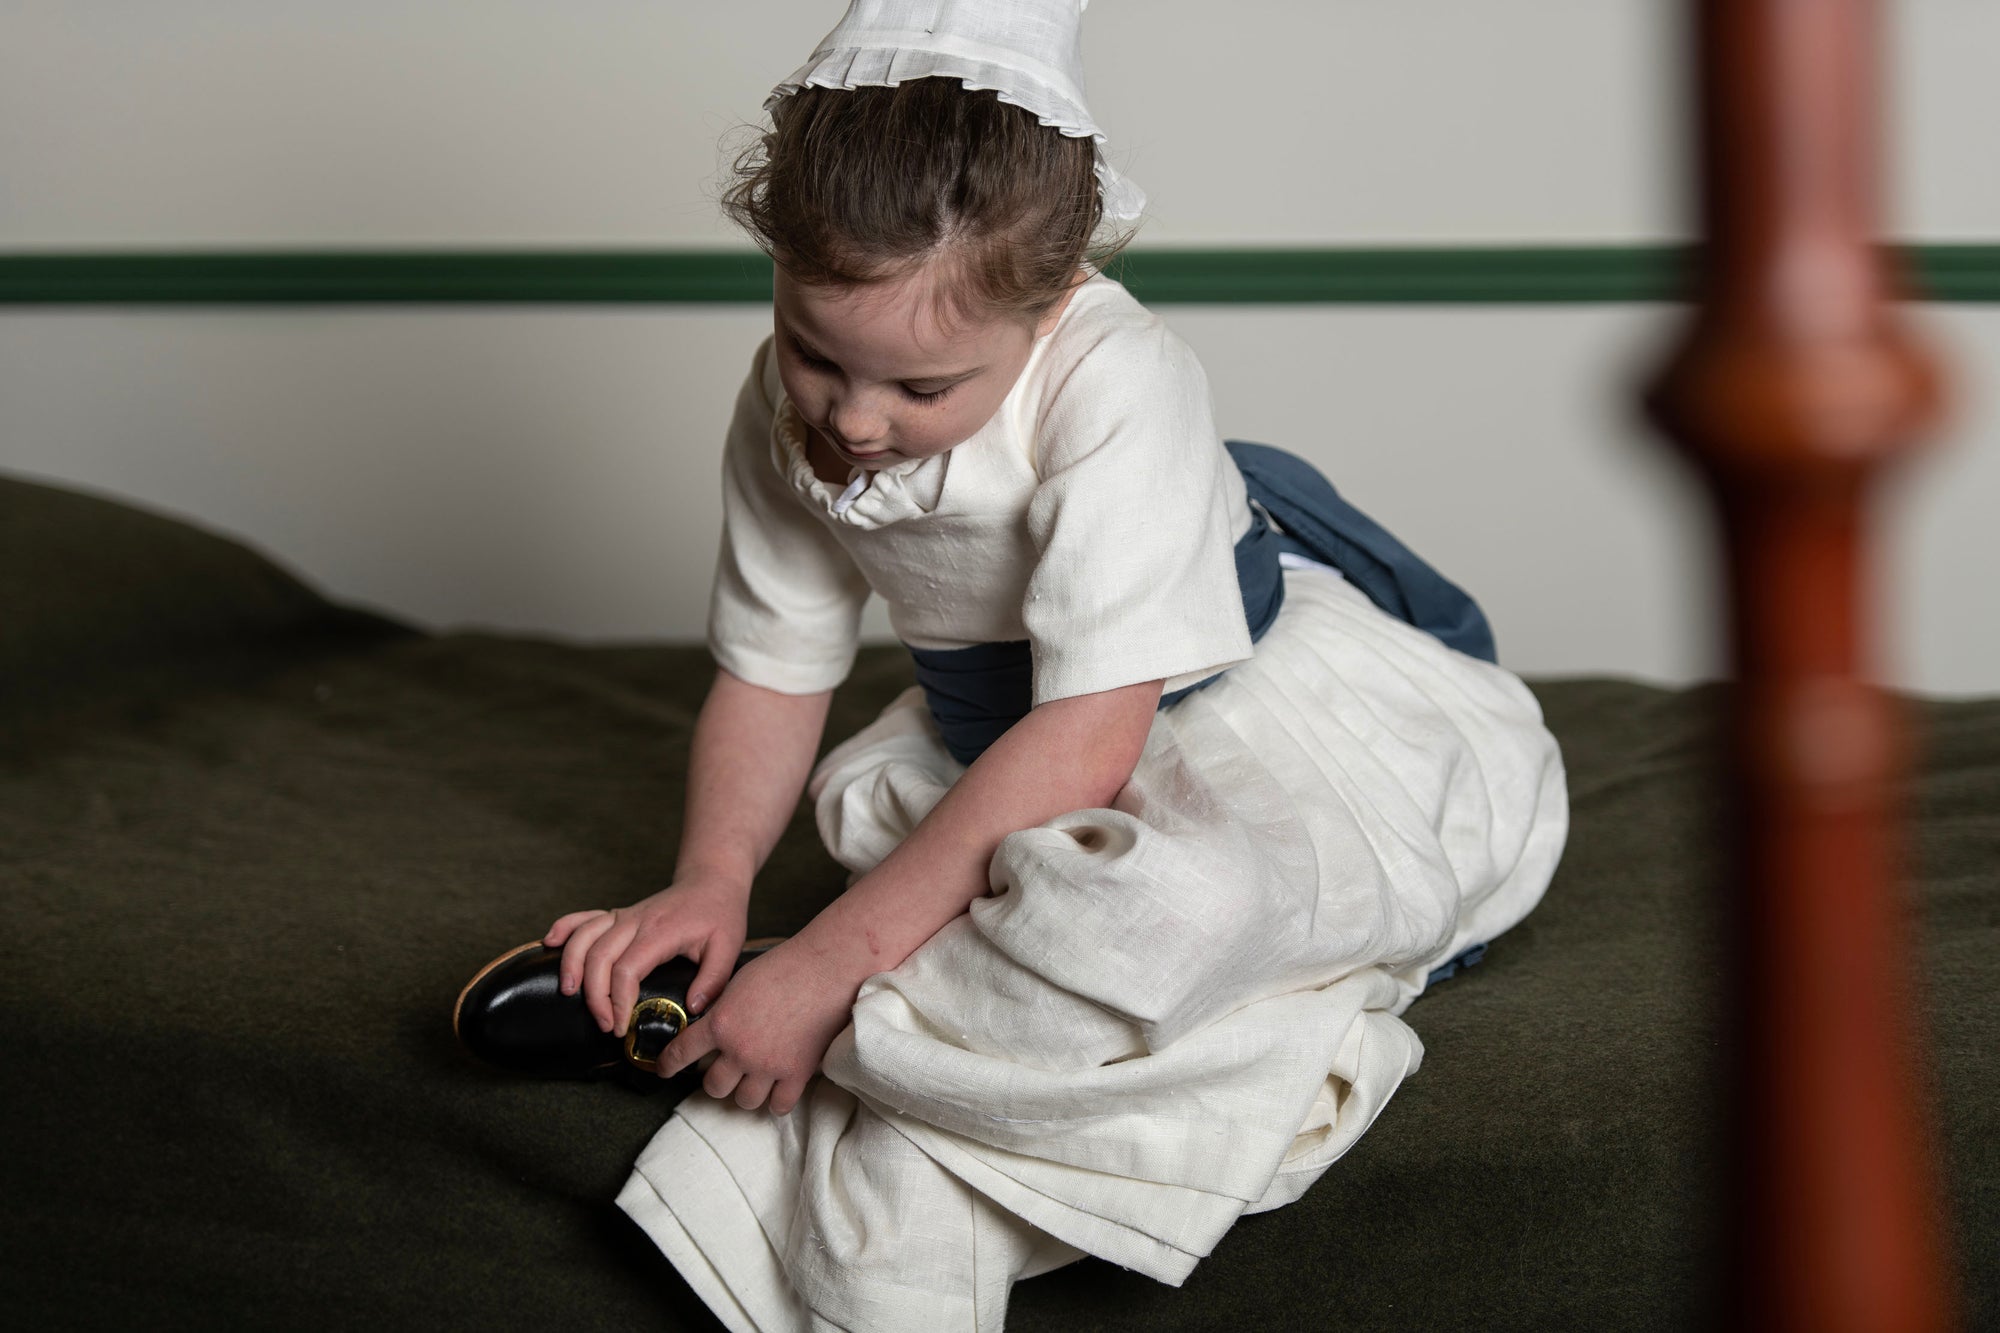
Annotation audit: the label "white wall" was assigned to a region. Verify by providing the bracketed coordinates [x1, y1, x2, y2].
[3, 2, 1996, 691]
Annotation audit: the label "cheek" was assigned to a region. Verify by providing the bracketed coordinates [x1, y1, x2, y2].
[775, 363, 817, 414]
[938, 388, 1011, 447]
[898, 402, 982, 456]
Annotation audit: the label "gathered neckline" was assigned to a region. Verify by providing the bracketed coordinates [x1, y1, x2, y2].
[771, 400, 948, 529]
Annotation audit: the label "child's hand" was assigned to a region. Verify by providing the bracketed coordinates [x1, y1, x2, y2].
[655, 937, 859, 1116]
[543, 878, 749, 1037]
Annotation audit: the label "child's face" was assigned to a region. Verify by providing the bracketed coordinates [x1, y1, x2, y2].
[773, 263, 1070, 470]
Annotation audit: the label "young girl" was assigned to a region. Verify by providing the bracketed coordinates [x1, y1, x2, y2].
[543, 2, 1567, 1327]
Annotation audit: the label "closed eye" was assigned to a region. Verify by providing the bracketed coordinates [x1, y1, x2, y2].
[787, 331, 955, 403]
[792, 342, 838, 373]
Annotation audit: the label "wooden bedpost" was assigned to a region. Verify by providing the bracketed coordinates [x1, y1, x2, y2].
[1643, 1, 1954, 1328]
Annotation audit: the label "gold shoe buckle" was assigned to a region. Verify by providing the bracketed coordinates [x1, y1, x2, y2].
[622, 996, 689, 1072]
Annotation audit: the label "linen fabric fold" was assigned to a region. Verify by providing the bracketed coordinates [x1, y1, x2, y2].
[624, 564, 1570, 1330]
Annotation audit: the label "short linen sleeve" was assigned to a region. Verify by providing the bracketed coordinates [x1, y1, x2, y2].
[1024, 319, 1252, 705]
[707, 339, 871, 693]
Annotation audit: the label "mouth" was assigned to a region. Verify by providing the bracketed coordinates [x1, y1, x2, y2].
[806, 419, 893, 464]
[833, 439, 890, 462]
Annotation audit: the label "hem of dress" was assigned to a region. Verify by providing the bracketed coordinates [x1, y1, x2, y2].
[868, 1105, 1206, 1286]
[617, 1116, 797, 1333]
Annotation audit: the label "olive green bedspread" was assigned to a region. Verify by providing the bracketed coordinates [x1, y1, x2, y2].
[2, 473, 1993, 1330]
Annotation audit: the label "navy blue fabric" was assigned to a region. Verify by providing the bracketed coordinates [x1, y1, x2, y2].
[907, 443, 1494, 765]
[906, 639, 1036, 766]
[1424, 941, 1489, 988]
[1226, 440, 1496, 665]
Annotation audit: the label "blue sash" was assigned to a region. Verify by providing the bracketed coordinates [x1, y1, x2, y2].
[908, 441, 1495, 765]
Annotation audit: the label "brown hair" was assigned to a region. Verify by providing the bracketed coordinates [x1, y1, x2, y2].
[721, 79, 1132, 325]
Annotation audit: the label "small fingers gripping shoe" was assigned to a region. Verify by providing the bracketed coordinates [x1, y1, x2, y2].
[452, 939, 779, 1093]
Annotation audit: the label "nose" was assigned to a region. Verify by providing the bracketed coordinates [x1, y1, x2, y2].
[827, 388, 888, 446]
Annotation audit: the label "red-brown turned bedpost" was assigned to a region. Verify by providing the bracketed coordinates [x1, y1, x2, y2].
[1643, 0, 1954, 1328]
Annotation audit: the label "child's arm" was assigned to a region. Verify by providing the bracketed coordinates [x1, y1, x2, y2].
[660, 677, 1163, 1115]
[544, 666, 831, 1036]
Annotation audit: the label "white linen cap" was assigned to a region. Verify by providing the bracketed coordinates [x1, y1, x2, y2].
[768, 0, 1145, 224]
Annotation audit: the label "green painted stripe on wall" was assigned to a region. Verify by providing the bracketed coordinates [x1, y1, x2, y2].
[2, 245, 1996, 305]
[1119, 246, 1692, 303]
[0, 250, 778, 306]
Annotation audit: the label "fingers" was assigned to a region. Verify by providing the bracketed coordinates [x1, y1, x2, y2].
[731, 1073, 774, 1111]
[685, 942, 739, 1016]
[767, 1076, 809, 1118]
[608, 930, 690, 1039]
[702, 1058, 744, 1105]
[556, 912, 615, 997]
[543, 909, 604, 948]
[657, 1011, 812, 1117]
[581, 918, 640, 1032]
[658, 1016, 718, 1080]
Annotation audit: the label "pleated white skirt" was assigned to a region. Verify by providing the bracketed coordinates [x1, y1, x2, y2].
[619, 565, 1569, 1332]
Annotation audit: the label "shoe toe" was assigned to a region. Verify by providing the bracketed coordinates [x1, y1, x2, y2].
[455, 944, 621, 1078]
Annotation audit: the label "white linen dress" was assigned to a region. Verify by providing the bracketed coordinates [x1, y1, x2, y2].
[617, 276, 1570, 1332]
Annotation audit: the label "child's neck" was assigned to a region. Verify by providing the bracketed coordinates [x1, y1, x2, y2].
[803, 423, 855, 486]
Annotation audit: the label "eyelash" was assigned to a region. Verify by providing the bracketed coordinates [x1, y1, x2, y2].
[790, 339, 954, 404]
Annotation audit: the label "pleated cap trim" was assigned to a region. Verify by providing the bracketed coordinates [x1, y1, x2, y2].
[766, 1, 1145, 224]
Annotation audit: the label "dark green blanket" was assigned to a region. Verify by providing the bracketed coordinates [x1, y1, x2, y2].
[2, 474, 1992, 1330]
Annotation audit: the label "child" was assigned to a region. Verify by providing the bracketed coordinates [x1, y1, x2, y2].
[545, 2, 1567, 1327]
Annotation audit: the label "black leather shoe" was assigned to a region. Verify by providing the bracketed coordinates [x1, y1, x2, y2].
[453, 938, 778, 1093]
